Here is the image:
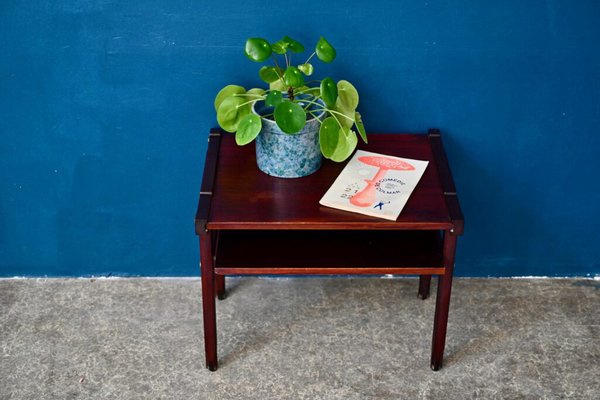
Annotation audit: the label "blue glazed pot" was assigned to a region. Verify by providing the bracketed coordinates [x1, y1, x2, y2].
[254, 98, 325, 178]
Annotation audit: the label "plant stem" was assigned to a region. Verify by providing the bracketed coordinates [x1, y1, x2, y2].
[233, 93, 265, 99]
[331, 113, 343, 129]
[314, 108, 355, 122]
[294, 85, 318, 96]
[298, 97, 323, 108]
[304, 51, 316, 64]
[235, 99, 259, 109]
[271, 56, 287, 88]
[293, 88, 312, 96]
[306, 110, 322, 122]
[296, 97, 348, 129]
[301, 95, 321, 111]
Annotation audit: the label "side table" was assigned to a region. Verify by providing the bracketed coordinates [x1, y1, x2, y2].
[195, 128, 464, 371]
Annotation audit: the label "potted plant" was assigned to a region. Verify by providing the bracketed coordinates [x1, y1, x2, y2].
[214, 36, 367, 178]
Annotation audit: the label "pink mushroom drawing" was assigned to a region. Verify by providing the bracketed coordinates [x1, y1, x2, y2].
[350, 156, 415, 207]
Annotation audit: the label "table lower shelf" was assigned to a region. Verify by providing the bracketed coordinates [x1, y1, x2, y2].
[213, 230, 445, 275]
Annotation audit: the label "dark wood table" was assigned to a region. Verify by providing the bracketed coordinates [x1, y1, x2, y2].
[195, 128, 464, 371]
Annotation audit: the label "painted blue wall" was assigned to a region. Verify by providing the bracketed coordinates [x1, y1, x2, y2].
[1, 1, 599, 277]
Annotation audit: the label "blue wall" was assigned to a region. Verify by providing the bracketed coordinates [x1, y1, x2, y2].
[1, 1, 599, 277]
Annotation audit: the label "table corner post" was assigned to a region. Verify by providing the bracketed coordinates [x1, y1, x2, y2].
[430, 231, 458, 371]
[200, 233, 218, 371]
[196, 128, 222, 371]
[428, 128, 464, 370]
[418, 275, 432, 300]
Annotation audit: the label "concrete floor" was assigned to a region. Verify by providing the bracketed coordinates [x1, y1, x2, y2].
[0, 277, 598, 399]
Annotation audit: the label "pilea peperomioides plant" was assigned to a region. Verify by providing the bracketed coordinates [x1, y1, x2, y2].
[214, 36, 367, 162]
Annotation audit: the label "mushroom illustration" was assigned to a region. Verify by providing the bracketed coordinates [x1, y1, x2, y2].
[350, 156, 415, 207]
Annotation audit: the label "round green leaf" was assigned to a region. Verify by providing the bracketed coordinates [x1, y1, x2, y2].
[214, 85, 245, 112]
[217, 96, 251, 133]
[298, 63, 314, 76]
[284, 66, 304, 88]
[355, 112, 367, 143]
[236, 114, 262, 145]
[333, 103, 355, 129]
[272, 40, 287, 54]
[274, 101, 306, 134]
[329, 127, 358, 162]
[320, 77, 338, 108]
[265, 90, 283, 107]
[244, 38, 272, 62]
[259, 66, 282, 83]
[319, 117, 340, 158]
[283, 36, 305, 53]
[269, 79, 287, 92]
[315, 36, 336, 63]
[336, 80, 359, 110]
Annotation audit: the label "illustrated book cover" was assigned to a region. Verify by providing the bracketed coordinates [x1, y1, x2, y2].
[319, 150, 429, 221]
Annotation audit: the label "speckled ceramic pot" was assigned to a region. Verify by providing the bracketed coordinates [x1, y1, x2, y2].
[254, 99, 325, 178]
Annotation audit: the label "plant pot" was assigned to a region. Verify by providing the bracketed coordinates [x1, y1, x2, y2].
[253, 99, 325, 178]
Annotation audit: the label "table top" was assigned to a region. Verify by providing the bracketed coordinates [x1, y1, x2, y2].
[196, 129, 463, 232]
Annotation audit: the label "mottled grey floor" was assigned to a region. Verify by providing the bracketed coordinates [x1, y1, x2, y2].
[0, 278, 598, 399]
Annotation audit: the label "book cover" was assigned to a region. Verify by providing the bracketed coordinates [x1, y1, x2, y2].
[319, 150, 429, 221]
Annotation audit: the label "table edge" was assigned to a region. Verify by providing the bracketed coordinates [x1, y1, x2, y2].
[196, 128, 464, 234]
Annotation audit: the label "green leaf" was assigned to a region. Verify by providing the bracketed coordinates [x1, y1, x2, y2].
[284, 66, 304, 88]
[320, 77, 338, 108]
[259, 66, 282, 83]
[216, 96, 251, 133]
[315, 36, 336, 63]
[319, 117, 339, 158]
[336, 80, 359, 110]
[332, 80, 359, 129]
[214, 85, 245, 112]
[269, 79, 287, 92]
[329, 127, 358, 162]
[333, 103, 355, 129]
[272, 40, 287, 54]
[355, 112, 367, 143]
[265, 90, 283, 107]
[247, 88, 266, 97]
[282, 36, 305, 53]
[244, 38, 272, 62]
[274, 101, 306, 134]
[298, 63, 314, 76]
[236, 114, 262, 145]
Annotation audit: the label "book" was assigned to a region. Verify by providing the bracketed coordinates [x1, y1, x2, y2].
[319, 150, 429, 221]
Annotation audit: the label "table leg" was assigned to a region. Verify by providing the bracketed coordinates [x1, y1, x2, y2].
[216, 275, 226, 300]
[430, 232, 457, 371]
[418, 275, 432, 299]
[200, 233, 218, 371]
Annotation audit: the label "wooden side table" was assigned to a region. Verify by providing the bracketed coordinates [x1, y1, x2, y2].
[195, 128, 464, 371]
